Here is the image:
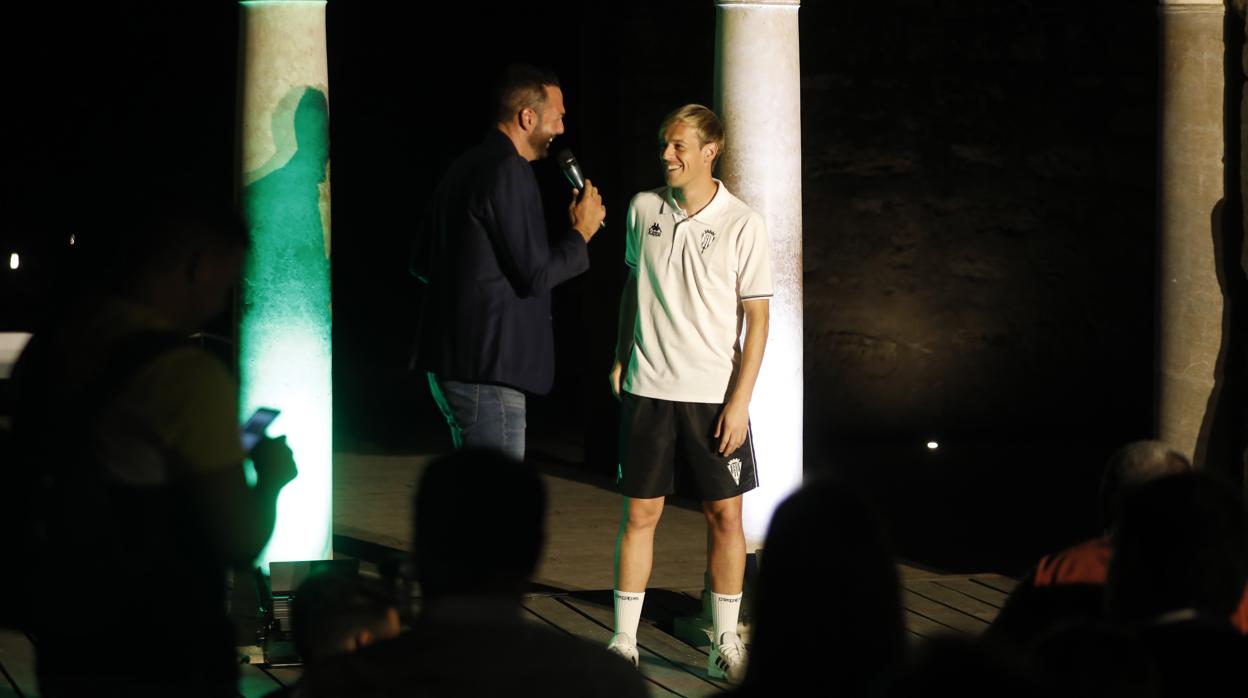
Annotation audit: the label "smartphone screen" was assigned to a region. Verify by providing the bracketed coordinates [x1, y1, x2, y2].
[241, 407, 280, 453]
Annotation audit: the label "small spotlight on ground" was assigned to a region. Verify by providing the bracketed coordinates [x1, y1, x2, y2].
[926, 441, 939, 450]
[9, 253, 18, 270]
[69, 234, 76, 246]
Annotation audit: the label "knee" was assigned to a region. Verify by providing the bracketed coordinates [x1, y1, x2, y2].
[705, 503, 742, 534]
[625, 498, 664, 530]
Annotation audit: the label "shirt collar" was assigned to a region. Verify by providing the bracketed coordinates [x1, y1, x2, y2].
[664, 179, 730, 224]
[487, 128, 520, 156]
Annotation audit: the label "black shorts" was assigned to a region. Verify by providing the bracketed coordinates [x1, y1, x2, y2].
[617, 392, 759, 501]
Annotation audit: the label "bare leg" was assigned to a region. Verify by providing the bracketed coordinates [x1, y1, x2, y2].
[615, 496, 666, 592]
[704, 495, 745, 595]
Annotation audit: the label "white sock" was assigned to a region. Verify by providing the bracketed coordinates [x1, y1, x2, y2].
[711, 591, 743, 643]
[613, 590, 645, 639]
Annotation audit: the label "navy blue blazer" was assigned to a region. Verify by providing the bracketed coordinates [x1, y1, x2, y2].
[412, 130, 589, 395]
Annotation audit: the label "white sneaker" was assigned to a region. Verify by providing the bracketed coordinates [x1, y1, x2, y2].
[708, 631, 747, 682]
[606, 632, 639, 668]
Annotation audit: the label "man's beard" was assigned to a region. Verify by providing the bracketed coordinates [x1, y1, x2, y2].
[528, 128, 552, 160]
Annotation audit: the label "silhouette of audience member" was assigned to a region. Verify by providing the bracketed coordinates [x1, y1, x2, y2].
[292, 571, 403, 665]
[885, 636, 1044, 698]
[732, 478, 906, 697]
[302, 449, 647, 698]
[1106, 472, 1248, 697]
[984, 441, 1248, 648]
[1035, 441, 1192, 587]
[265, 570, 403, 697]
[1029, 621, 1161, 698]
[5, 202, 297, 697]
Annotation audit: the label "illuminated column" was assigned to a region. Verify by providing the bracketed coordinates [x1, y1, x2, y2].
[1157, 0, 1224, 461]
[716, 0, 803, 551]
[239, 0, 332, 564]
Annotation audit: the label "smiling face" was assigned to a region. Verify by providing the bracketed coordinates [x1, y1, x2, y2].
[660, 121, 717, 190]
[525, 85, 565, 160]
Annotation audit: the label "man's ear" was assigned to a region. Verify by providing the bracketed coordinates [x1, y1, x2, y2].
[521, 107, 536, 132]
[703, 142, 719, 163]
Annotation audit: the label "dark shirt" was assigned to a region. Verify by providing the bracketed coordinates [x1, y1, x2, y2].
[1138, 615, 1248, 697]
[413, 130, 589, 395]
[301, 613, 647, 698]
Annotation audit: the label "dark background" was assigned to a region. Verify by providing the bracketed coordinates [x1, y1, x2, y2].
[4, 1, 1227, 575]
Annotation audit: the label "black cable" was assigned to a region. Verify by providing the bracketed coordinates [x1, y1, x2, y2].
[0, 659, 27, 698]
[258, 664, 288, 688]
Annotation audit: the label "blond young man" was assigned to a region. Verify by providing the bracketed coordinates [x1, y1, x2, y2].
[607, 105, 772, 681]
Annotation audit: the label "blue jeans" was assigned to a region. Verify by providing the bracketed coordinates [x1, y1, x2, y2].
[427, 373, 526, 462]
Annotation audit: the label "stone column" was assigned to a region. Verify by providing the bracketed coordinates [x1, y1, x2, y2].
[238, 0, 333, 565]
[1239, 0, 1248, 489]
[1157, 0, 1225, 462]
[715, 0, 803, 551]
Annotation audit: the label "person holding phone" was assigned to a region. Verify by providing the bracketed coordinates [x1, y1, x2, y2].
[6, 202, 298, 696]
[241, 407, 281, 454]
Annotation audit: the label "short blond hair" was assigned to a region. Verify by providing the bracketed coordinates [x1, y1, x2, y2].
[659, 104, 725, 162]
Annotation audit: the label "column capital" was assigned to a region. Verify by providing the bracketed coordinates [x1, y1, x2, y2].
[717, 0, 800, 7]
[1157, 0, 1228, 13]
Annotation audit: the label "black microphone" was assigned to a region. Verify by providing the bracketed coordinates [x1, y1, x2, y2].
[558, 148, 585, 190]
[558, 148, 605, 229]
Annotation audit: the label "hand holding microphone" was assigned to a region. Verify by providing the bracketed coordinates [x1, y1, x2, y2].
[560, 148, 606, 241]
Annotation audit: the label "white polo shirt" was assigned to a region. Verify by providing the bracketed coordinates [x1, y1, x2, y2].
[623, 181, 773, 404]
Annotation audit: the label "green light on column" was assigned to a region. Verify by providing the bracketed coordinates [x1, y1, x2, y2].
[240, 86, 332, 566]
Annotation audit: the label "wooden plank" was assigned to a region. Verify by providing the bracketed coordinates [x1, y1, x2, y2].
[0, 630, 37, 698]
[970, 574, 1018, 595]
[898, 562, 951, 581]
[560, 596, 731, 694]
[932, 577, 1009, 609]
[904, 580, 1001, 623]
[902, 609, 954, 639]
[900, 590, 990, 637]
[519, 596, 624, 646]
[522, 596, 715, 697]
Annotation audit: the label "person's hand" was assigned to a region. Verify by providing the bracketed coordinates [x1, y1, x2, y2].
[251, 435, 297, 490]
[609, 358, 624, 401]
[570, 179, 606, 242]
[714, 399, 750, 456]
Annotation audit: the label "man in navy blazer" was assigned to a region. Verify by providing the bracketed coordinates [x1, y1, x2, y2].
[412, 64, 605, 461]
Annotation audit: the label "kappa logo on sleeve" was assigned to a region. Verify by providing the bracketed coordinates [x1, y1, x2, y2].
[648, 222, 662, 237]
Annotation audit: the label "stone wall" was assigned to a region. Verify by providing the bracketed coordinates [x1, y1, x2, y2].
[799, 0, 1157, 446]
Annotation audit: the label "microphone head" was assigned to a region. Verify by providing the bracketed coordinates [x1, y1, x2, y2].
[556, 148, 585, 190]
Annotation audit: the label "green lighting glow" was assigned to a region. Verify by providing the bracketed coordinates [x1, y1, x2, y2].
[240, 86, 332, 567]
